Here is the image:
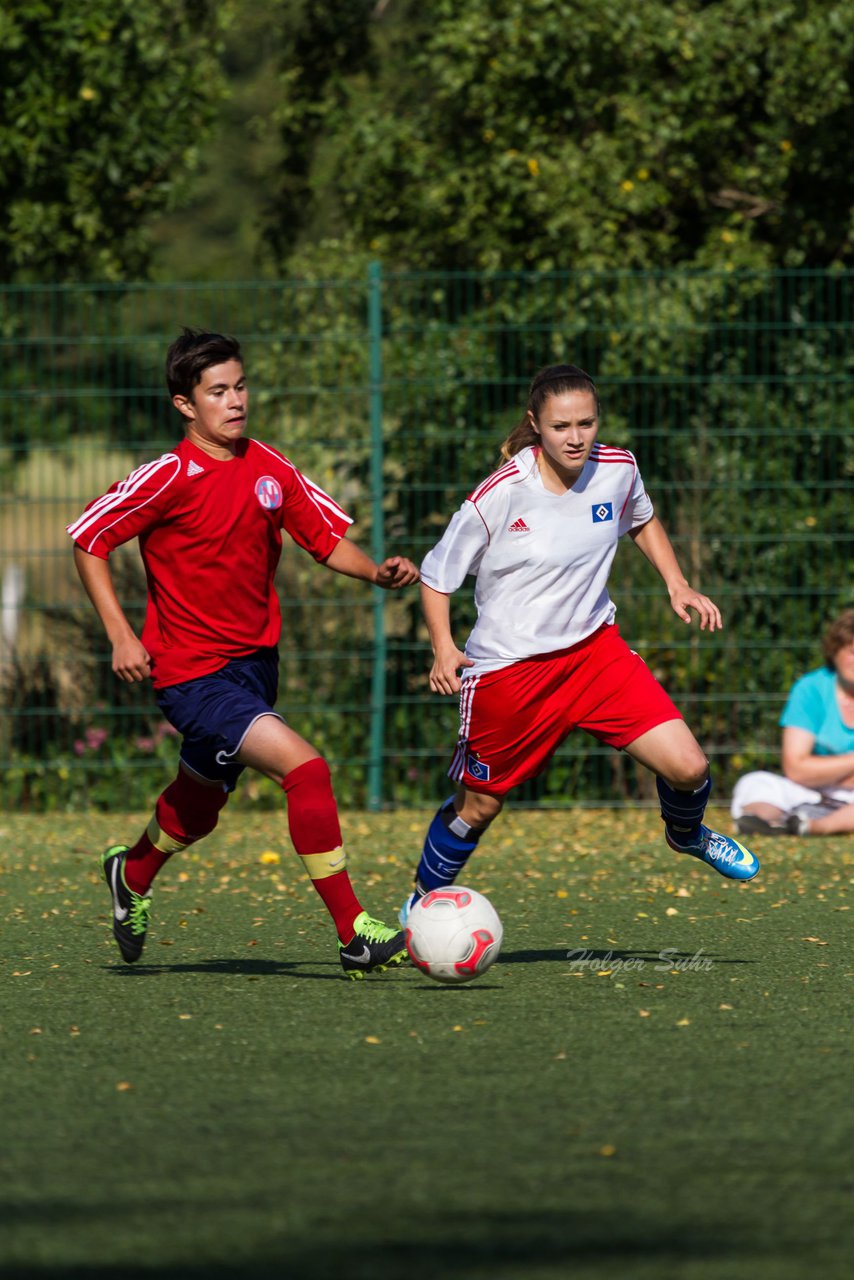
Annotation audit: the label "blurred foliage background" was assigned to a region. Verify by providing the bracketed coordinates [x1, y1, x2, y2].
[1, 0, 852, 810]
[5, 0, 854, 283]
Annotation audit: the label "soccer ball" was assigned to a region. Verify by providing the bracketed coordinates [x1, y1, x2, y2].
[405, 886, 503, 984]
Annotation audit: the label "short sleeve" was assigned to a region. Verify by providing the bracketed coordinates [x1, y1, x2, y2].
[780, 673, 824, 733]
[252, 441, 353, 562]
[280, 468, 353, 562]
[618, 457, 654, 535]
[420, 501, 489, 593]
[66, 453, 183, 557]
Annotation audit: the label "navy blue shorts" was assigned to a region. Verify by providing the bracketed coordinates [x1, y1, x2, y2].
[156, 648, 280, 791]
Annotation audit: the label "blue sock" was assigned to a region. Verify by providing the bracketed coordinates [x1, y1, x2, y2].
[657, 775, 712, 846]
[414, 796, 484, 895]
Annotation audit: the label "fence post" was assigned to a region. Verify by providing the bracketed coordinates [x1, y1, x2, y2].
[367, 261, 386, 811]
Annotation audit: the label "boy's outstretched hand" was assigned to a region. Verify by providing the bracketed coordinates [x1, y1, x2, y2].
[375, 556, 420, 589]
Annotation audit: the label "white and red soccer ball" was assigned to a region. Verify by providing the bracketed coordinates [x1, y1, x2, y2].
[405, 886, 503, 984]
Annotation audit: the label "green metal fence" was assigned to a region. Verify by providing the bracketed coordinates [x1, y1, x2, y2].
[1, 267, 852, 811]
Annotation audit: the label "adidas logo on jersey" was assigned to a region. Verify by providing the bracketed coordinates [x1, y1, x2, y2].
[508, 517, 530, 533]
[187, 459, 204, 477]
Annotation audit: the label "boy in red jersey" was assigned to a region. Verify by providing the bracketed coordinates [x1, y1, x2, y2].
[68, 329, 419, 978]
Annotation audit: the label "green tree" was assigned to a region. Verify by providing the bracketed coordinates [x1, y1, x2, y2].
[275, 0, 854, 273]
[0, 0, 231, 282]
[261, 0, 377, 264]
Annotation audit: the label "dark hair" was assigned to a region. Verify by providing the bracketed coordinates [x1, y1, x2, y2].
[500, 364, 600, 460]
[822, 608, 854, 668]
[165, 328, 243, 399]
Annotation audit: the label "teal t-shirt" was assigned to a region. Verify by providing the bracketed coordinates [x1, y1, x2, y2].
[780, 667, 854, 756]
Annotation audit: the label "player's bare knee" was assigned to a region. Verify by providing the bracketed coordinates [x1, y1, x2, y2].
[664, 755, 710, 791]
[458, 790, 503, 830]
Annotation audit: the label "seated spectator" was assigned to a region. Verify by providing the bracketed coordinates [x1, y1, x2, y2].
[731, 609, 854, 837]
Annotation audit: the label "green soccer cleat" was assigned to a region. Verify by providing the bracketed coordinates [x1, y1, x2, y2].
[338, 911, 409, 979]
[101, 845, 152, 963]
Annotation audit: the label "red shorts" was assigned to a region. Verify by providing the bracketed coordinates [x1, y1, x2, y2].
[449, 623, 682, 795]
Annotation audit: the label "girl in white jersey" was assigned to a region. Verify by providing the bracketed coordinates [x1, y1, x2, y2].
[401, 364, 759, 920]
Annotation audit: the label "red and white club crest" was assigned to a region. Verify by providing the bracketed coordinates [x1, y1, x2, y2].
[255, 476, 283, 511]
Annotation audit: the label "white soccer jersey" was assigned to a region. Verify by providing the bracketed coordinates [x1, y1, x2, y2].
[421, 444, 654, 675]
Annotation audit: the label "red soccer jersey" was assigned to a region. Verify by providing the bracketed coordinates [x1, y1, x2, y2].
[67, 437, 352, 688]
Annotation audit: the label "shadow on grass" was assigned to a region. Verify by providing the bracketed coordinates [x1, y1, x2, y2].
[100, 947, 754, 980]
[101, 957, 428, 982]
[100, 958, 503, 989]
[0, 1205, 757, 1280]
[102, 958, 338, 980]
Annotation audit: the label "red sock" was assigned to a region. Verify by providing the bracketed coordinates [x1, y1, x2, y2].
[124, 771, 228, 894]
[124, 831, 160, 895]
[311, 871, 364, 943]
[281, 758, 362, 942]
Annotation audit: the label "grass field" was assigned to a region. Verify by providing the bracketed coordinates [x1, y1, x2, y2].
[1, 807, 851, 1280]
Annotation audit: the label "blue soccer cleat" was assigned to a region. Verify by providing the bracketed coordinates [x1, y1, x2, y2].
[666, 825, 759, 881]
[398, 891, 420, 927]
